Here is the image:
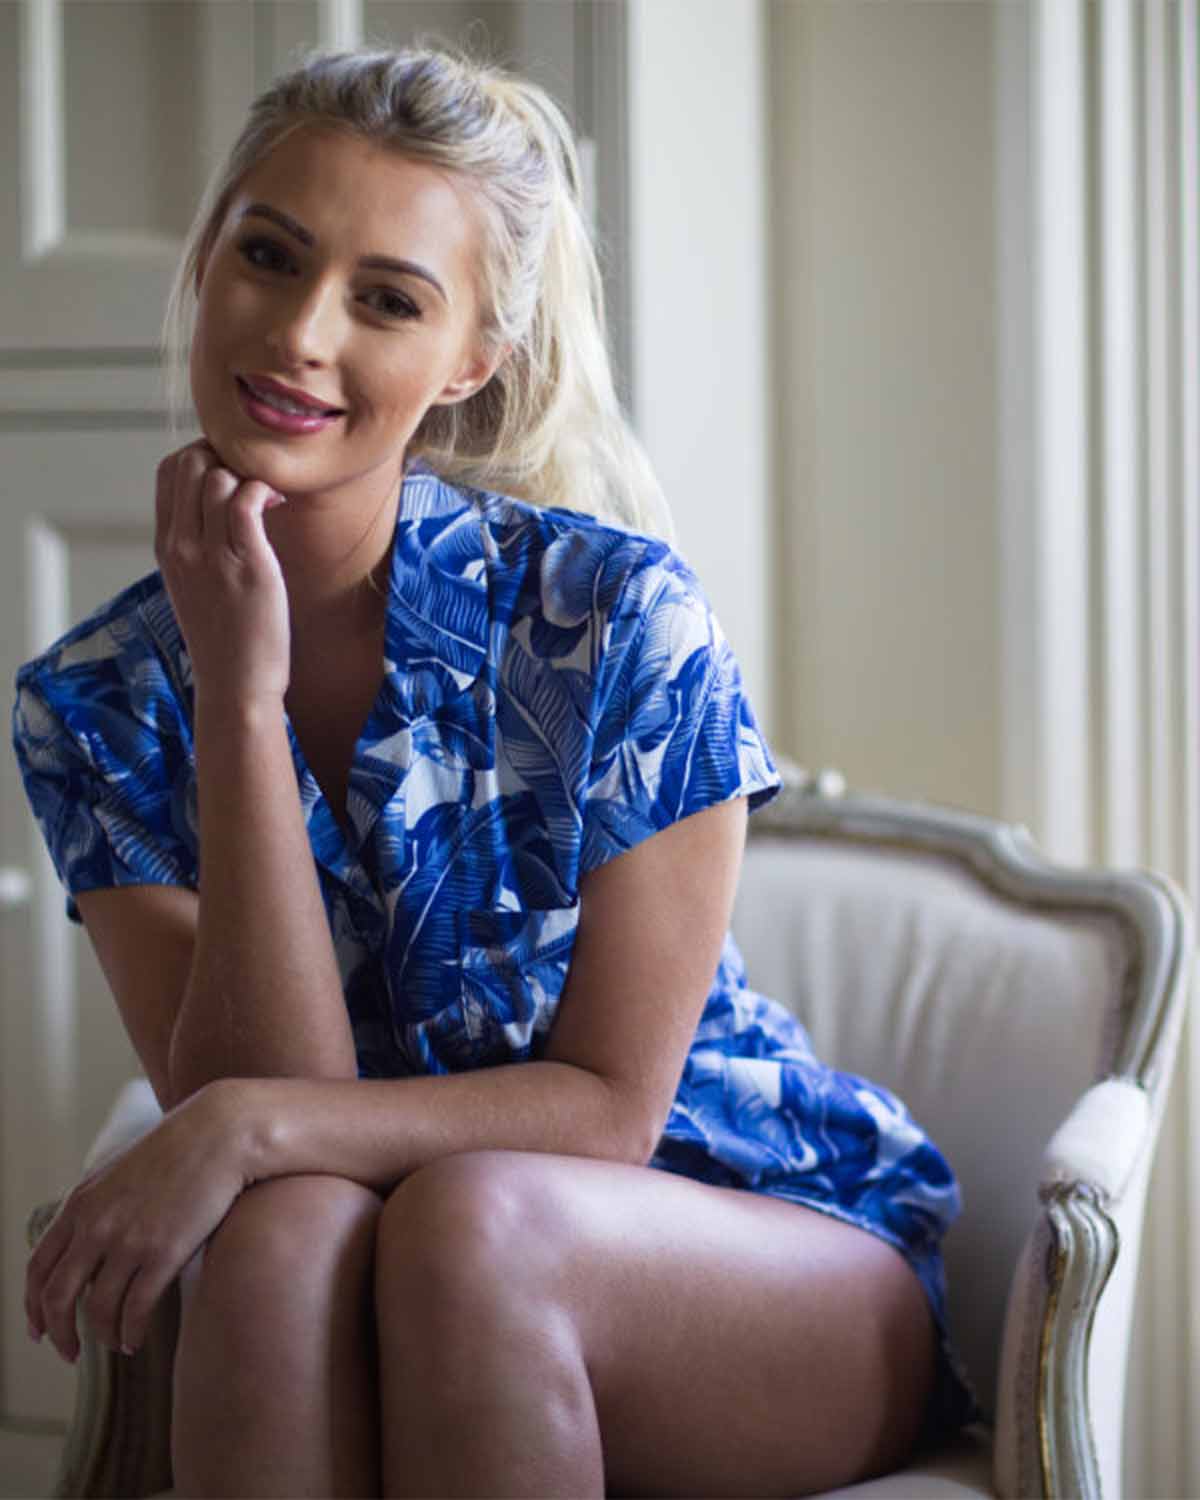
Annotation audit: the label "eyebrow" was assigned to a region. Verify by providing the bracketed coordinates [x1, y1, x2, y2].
[238, 202, 449, 304]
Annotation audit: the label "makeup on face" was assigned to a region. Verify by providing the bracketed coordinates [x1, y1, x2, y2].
[188, 126, 493, 513]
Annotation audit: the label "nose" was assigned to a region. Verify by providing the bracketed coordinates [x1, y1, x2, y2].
[265, 276, 342, 367]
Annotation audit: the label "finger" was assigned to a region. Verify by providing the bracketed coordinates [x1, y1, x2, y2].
[227, 478, 285, 560]
[154, 453, 177, 559]
[172, 443, 220, 549]
[25, 1204, 75, 1340]
[165, 450, 207, 558]
[199, 465, 241, 553]
[38, 1239, 96, 1363]
[81, 1253, 140, 1355]
[115, 1256, 181, 1357]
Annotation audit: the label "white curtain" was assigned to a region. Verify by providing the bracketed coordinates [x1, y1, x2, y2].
[1000, 2, 1199, 1493]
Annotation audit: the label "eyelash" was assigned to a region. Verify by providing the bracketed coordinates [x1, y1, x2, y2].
[238, 236, 291, 274]
[361, 287, 420, 321]
[235, 236, 421, 322]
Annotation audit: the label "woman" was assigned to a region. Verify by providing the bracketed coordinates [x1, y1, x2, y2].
[15, 46, 972, 1498]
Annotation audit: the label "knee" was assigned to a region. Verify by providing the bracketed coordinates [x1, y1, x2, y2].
[189, 1173, 381, 1331]
[376, 1152, 569, 1339]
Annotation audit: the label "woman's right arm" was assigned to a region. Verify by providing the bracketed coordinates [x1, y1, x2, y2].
[75, 444, 358, 1110]
[76, 687, 357, 1110]
[170, 684, 357, 1100]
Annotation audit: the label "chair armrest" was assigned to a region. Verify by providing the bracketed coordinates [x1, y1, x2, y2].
[994, 1079, 1150, 1499]
[1033, 1185, 1120, 1499]
[1040, 1078, 1150, 1204]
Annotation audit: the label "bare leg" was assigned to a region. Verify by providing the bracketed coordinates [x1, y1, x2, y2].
[171, 1173, 382, 1498]
[374, 1150, 935, 1500]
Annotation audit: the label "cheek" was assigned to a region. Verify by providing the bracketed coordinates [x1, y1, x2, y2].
[189, 292, 230, 379]
[362, 348, 449, 423]
[187, 322, 213, 406]
[188, 321, 228, 425]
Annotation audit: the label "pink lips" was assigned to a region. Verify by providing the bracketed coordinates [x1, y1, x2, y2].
[236, 375, 345, 435]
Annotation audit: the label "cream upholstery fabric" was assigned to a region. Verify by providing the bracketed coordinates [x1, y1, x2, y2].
[731, 837, 1131, 1422]
[1039, 1079, 1148, 1200]
[819, 1429, 993, 1497]
[83, 1077, 162, 1175]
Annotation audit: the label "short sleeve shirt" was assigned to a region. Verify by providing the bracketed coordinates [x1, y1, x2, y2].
[13, 466, 963, 1345]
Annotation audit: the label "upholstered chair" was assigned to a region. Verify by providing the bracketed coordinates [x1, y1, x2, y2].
[28, 765, 1193, 1498]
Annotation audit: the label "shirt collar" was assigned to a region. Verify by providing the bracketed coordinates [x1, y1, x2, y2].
[142, 465, 499, 885]
[378, 466, 494, 724]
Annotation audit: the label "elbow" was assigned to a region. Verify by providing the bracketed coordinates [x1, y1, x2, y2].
[626, 1118, 665, 1168]
[162, 1033, 203, 1110]
[164, 1024, 220, 1107]
[569, 1066, 668, 1168]
[163, 1052, 223, 1111]
[602, 1086, 666, 1169]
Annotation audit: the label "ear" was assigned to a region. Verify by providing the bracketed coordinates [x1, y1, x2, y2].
[435, 341, 512, 407]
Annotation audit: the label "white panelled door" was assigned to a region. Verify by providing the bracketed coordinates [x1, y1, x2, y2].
[2, 0, 277, 1430]
[1, 0, 616, 1430]
[1, 431, 165, 1426]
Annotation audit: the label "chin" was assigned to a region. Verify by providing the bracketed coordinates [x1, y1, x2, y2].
[196, 421, 294, 489]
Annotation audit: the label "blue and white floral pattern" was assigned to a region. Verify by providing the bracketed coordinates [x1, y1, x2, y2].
[13, 465, 972, 1427]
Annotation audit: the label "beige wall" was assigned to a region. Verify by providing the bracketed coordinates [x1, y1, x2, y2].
[627, 0, 774, 736]
[769, 0, 1000, 816]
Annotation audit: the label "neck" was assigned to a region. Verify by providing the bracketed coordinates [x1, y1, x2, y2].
[266, 476, 400, 643]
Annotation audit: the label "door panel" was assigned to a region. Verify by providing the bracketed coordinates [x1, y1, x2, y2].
[1, 428, 167, 1425]
[1, 0, 623, 1428]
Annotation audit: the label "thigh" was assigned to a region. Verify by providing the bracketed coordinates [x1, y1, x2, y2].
[383, 1151, 935, 1498]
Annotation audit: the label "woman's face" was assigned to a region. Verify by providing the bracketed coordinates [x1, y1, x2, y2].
[189, 125, 498, 508]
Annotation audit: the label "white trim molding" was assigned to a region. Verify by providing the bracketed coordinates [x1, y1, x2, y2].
[318, 0, 362, 53]
[1031, 0, 1092, 869]
[626, 0, 772, 734]
[997, 1, 1200, 1493]
[19, 0, 63, 261]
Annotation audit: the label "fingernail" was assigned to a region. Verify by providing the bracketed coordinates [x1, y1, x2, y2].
[27, 1320, 41, 1343]
[264, 491, 288, 510]
[120, 1343, 135, 1357]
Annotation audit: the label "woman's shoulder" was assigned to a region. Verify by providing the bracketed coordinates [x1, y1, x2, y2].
[418, 468, 703, 628]
[15, 569, 183, 726]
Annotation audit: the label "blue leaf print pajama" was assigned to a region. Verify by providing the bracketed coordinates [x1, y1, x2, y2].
[13, 463, 976, 1436]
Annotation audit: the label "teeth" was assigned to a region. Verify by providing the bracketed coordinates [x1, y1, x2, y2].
[246, 381, 332, 416]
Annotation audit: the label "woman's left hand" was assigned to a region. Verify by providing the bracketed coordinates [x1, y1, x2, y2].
[26, 1079, 254, 1362]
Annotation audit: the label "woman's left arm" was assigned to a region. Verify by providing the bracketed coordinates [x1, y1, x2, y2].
[27, 796, 745, 1362]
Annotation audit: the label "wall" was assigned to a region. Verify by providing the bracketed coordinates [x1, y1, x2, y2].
[626, 0, 774, 738]
[769, 0, 1000, 813]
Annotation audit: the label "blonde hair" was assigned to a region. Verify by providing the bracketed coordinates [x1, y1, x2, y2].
[162, 44, 673, 541]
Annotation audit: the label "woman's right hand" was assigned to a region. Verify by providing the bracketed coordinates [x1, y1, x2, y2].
[154, 440, 291, 708]
[26, 1080, 254, 1362]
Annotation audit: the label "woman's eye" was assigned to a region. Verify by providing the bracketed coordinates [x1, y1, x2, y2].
[363, 287, 420, 321]
[237, 237, 291, 273]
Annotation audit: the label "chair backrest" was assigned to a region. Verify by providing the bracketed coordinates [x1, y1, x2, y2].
[731, 776, 1174, 1422]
